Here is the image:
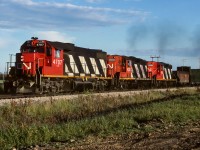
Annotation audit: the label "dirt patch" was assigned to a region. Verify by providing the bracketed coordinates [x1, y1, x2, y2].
[29, 121, 200, 150]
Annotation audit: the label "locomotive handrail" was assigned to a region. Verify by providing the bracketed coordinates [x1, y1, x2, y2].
[37, 58, 44, 67]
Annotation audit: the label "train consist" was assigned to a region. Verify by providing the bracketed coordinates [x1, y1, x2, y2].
[3, 37, 200, 93]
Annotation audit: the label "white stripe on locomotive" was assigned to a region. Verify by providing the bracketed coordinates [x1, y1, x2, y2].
[134, 64, 141, 78]
[99, 59, 107, 77]
[65, 64, 69, 73]
[90, 58, 100, 76]
[145, 65, 147, 72]
[79, 56, 90, 75]
[69, 55, 79, 74]
[168, 69, 172, 79]
[164, 68, 169, 79]
[65, 64, 74, 76]
[140, 65, 146, 78]
[131, 71, 134, 78]
[162, 68, 165, 79]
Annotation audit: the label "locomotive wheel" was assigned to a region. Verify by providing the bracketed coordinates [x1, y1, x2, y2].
[98, 81, 105, 91]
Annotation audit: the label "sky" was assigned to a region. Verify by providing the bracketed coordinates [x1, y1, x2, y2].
[0, 0, 200, 73]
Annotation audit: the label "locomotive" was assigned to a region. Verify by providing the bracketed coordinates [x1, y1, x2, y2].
[4, 37, 177, 94]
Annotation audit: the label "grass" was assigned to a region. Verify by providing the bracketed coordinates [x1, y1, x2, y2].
[0, 88, 200, 149]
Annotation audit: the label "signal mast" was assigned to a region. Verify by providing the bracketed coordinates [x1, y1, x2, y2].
[150, 55, 160, 62]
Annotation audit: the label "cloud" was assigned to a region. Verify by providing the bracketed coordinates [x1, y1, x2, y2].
[0, 40, 8, 49]
[0, 30, 17, 49]
[35, 31, 76, 43]
[123, 0, 143, 1]
[191, 25, 200, 55]
[85, 0, 104, 3]
[0, 0, 150, 30]
[0, 30, 22, 73]
[11, 0, 35, 5]
[85, 0, 143, 3]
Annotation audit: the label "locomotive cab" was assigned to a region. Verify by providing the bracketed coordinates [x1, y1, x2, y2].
[17, 37, 64, 77]
[147, 61, 164, 80]
[5, 37, 65, 93]
[107, 55, 133, 78]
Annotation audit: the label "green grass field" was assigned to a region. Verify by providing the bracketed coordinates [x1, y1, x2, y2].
[0, 88, 200, 149]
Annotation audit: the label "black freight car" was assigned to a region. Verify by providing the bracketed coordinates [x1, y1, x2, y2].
[190, 69, 200, 85]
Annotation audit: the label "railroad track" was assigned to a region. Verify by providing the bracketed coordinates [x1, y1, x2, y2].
[0, 87, 198, 107]
[0, 94, 34, 100]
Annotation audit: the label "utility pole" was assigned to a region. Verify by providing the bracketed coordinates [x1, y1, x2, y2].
[9, 54, 12, 68]
[9, 54, 16, 68]
[6, 62, 9, 75]
[150, 55, 160, 62]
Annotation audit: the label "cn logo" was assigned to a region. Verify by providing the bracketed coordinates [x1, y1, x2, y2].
[127, 68, 132, 72]
[23, 62, 31, 70]
[107, 64, 114, 69]
[21, 55, 24, 62]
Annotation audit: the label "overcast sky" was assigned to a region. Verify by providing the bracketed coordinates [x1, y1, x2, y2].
[0, 0, 200, 72]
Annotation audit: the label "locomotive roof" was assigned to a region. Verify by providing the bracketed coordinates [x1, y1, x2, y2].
[159, 62, 172, 66]
[47, 41, 104, 53]
[128, 56, 147, 62]
[47, 41, 75, 52]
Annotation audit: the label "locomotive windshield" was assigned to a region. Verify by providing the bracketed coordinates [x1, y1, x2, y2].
[21, 46, 44, 53]
[21, 40, 45, 53]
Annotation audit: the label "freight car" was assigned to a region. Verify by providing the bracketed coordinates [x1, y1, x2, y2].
[190, 69, 200, 85]
[173, 66, 200, 86]
[173, 66, 190, 85]
[4, 37, 177, 94]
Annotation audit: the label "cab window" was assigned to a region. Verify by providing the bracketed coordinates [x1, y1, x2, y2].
[22, 47, 44, 53]
[128, 60, 132, 67]
[55, 50, 60, 58]
[46, 47, 52, 56]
